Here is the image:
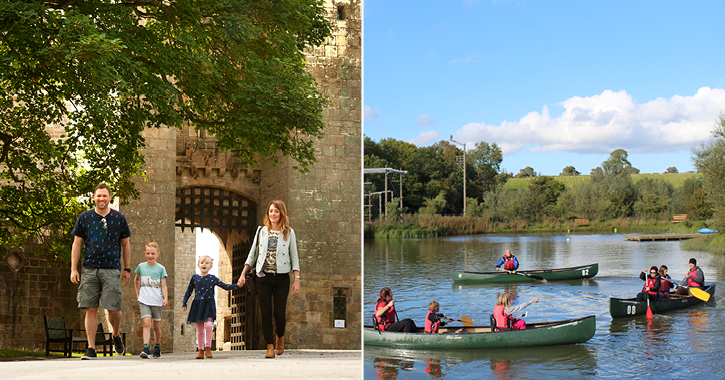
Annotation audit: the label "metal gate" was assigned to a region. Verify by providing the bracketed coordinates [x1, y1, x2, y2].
[175, 186, 256, 350]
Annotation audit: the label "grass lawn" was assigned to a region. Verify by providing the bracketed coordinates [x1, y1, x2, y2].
[0, 348, 82, 358]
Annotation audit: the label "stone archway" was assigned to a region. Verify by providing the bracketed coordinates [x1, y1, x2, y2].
[175, 186, 257, 350]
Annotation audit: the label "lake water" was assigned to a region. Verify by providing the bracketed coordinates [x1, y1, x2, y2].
[363, 233, 725, 379]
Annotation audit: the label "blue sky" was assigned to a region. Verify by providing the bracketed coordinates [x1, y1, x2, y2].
[363, 1, 725, 176]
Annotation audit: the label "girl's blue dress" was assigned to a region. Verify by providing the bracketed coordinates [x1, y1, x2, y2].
[182, 273, 238, 323]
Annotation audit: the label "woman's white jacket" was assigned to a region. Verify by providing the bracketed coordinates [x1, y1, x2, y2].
[245, 226, 299, 274]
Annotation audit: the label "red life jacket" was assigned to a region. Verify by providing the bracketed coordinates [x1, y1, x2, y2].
[643, 277, 658, 295]
[424, 310, 441, 333]
[375, 301, 395, 330]
[503, 256, 516, 271]
[493, 304, 512, 329]
[687, 268, 702, 287]
[660, 277, 671, 293]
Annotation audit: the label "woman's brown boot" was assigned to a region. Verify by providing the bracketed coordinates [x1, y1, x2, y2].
[205, 347, 213, 358]
[275, 336, 284, 356]
[265, 343, 275, 358]
[195, 349, 204, 359]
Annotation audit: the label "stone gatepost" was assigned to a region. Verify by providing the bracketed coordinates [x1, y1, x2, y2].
[121, 126, 177, 354]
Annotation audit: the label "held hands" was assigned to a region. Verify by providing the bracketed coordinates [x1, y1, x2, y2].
[182, 306, 187, 311]
[237, 275, 246, 288]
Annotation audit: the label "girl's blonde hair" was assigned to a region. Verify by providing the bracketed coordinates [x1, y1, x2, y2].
[428, 301, 440, 312]
[264, 200, 291, 239]
[496, 293, 512, 308]
[197, 255, 213, 265]
[145, 242, 159, 252]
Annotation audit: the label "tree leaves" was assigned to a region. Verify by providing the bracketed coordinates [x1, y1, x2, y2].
[0, 0, 332, 259]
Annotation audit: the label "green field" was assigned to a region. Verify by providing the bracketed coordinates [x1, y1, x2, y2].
[506, 172, 701, 190]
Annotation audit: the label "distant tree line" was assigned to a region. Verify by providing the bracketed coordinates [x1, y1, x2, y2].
[364, 120, 725, 228]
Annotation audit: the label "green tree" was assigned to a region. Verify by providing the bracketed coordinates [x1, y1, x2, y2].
[601, 149, 640, 175]
[418, 191, 447, 215]
[675, 177, 712, 220]
[561, 166, 580, 176]
[525, 176, 566, 220]
[0, 0, 332, 257]
[665, 167, 679, 174]
[692, 113, 725, 228]
[633, 178, 673, 219]
[515, 166, 537, 178]
[468, 141, 503, 191]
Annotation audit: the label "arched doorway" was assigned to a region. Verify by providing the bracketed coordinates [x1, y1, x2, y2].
[175, 186, 257, 350]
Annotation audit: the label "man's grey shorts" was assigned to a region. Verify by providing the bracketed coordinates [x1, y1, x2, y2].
[139, 302, 162, 321]
[77, 267, 122, 311]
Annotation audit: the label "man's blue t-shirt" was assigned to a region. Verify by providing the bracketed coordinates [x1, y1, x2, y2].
[71, 209, 131, 270]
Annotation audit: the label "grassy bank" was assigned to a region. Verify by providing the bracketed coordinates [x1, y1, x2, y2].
[368, 214, 710, 239]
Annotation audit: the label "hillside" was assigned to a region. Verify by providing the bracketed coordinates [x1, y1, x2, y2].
[506, 172, 701, 190]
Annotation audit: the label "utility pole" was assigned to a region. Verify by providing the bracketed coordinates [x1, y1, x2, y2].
[449, 135, 466, 216]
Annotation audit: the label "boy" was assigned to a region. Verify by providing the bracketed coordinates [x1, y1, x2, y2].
[134, 242, 168, 358]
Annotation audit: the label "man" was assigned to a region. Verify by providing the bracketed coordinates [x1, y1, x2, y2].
[674, 258, 705, 296]
[495, 249, 519, 273]
[70, 183, 131, 360]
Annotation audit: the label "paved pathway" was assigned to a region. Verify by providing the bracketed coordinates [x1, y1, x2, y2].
[0, 350, 361, 379]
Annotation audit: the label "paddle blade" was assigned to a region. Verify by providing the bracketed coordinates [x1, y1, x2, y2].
[690, 287, 711, 302]
[646, 298, 653, 319]
[459, 317, 473, 326]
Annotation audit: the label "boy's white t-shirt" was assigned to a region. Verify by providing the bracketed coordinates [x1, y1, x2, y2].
[134, 262, 168, 306]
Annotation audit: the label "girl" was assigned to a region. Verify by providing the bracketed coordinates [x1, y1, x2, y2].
[425, 301, 454, 333]
[182, 256, 238, 359]
[237, 200, 300, 359]
[493, 293, 538, 330]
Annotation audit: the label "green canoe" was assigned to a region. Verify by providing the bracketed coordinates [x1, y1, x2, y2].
[609, 283, 715, 318]
[364, 315, 596, 349]
[452, 263, 598, 283]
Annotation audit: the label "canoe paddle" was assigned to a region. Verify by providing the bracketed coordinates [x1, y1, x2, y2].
[454, 317, 473, 326]
[504, 270, 546, 281]
[668, 277, 711, 302]
[646, 296, 654, 319]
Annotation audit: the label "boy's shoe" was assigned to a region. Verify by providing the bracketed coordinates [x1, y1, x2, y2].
[153, 345, 161, 359]
[113, 335, 126, 356]
[140, 345, 150, 359]
[81, 347, 97, 360]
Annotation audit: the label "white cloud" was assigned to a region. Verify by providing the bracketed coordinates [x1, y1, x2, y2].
[456, 87, 725, 155]
[364, 105, 380, 121]
[408, 130, 440, 146]
[415, 114, 437, 127]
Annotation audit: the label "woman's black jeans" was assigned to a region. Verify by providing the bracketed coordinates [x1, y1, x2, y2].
[256, 272, 291, 345]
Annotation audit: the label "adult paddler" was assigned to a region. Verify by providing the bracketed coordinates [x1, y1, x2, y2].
[495, 249, 519, 273]
[673, 258, 705, 296]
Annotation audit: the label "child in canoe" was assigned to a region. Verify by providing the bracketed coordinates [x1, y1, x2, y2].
[493, 293, 538, 330]
[424, 301, 454, 333]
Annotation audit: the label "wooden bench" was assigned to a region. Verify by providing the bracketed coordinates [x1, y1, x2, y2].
[44, 316, 127, 357]
[672, 214, 688, 223]
[574, 219, 590, 226]
[43, 316, 86, 357]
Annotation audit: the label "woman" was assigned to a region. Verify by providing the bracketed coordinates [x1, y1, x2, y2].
[636, 266, 661, 301]
[493, 293, 538, 330]
[238, 200, 300, 359]
[375, 287, 418, 332]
